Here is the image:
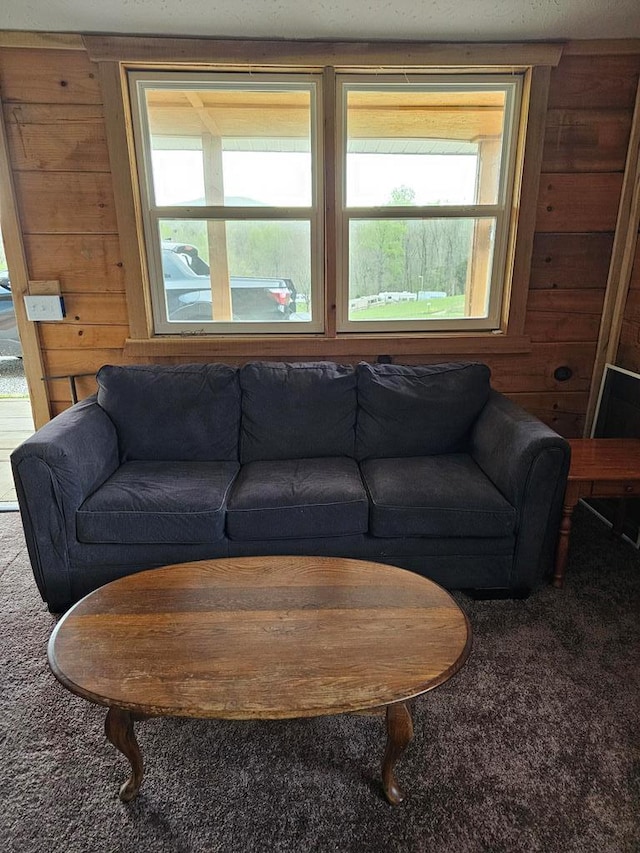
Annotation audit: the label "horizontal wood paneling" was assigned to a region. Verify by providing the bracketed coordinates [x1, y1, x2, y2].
[530, 233, 614, 289]
[0, 48, 102, 104]
[4, 103, 109, 171]
[157, 343, 597, 393]
[42, 348, 132, 377]
[14, 171, 117, 233]
[620, 288, 640, 324]
[507, 391, 590, 436]
[548, 54, 640, 109]
[61, 292, 128, 325]
[23, 234, 125, 291]
[618, 319, 640, 368]
[536, 173, 624, 232]
[525, 286, 605, 345]
[39, 324, 130, 350]
[0, 42, 128, 425]
[524, 313, 602, 343]
[484, 343, 597, 393]
[526, 289, 606, 314]
[542, 109, 632, 172]
[47, 374, 98, 404]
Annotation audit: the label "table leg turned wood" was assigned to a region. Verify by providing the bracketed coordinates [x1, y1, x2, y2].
[105, 706, 144, 802]
[382, 702, 414, 805]
[553, 501, 576, 589]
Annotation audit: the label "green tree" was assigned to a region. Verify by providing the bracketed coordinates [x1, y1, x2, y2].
[388, 185, 416, 206]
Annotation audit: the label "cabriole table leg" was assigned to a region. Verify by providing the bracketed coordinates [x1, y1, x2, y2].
[105, 706, 144, 802]
[382, 701, 414, 805]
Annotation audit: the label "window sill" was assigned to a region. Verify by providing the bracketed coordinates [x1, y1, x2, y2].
[124, 333, 532, 358]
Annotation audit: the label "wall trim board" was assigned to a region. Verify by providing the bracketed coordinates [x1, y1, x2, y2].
[123, 334, 532, 359]
[96, 60, 150, 338]
[0, 31, 85, 50]
[563, 39, 640, 55]
[83, 34, 563, 67]
[507, 65, 552, 335]
[2, 31, 637, 59]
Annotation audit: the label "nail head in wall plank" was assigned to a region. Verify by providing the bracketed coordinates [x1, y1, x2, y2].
[530, 232, 614, 288]
[22, 234, 126, 292]
[0, 48, 102, 105]
[536, 172, 624, 232]
[60, 292, 129, 326]
[38, 323, 129, 350]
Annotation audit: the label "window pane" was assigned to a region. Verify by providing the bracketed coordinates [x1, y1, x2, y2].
[345, 86, 506, 207]
[142, 84, 313, 207]
[160, 219, 312, 323]
[348, 218, 495, 321]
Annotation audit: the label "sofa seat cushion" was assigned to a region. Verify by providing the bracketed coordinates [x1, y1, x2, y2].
[361, 454, 516, 538]
[227, 457, 369, 540]
[77, 461, 239, 544]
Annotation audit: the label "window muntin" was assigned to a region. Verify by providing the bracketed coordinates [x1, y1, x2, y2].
[337, 76, 522, 332]
[129, 70, 524, 337]
[129, 72, 323, 333]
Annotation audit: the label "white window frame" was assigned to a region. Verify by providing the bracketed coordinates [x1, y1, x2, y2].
[128, 70, 325, 334]
[335, 73, 524, 334]
[126, 66, 527, 339]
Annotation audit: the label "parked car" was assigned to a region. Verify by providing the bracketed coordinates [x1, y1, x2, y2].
[161, 242, 297, 322]
[0, 270, 22, 358]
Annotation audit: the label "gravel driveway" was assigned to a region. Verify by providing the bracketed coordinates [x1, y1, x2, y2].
[0, 357, 28, 396]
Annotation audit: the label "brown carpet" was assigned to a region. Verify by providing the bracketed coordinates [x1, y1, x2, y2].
[1, 507, 639, 852]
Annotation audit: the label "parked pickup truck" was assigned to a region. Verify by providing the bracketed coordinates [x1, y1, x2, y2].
[162, 242, 297, 323]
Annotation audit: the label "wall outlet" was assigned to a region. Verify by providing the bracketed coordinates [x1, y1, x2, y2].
[24, 295, 66, 321]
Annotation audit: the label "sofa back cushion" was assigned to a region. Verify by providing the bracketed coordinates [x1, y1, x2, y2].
[239, 362, 357, 463]
[356, 362, 491, 460]
[96, 364, 240, 461]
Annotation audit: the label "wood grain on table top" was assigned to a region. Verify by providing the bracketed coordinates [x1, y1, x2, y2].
[48, 556, 471, 720]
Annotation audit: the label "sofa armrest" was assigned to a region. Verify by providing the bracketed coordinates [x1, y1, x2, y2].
[11, 396, 119, 610]
[470, 390, 570, 590]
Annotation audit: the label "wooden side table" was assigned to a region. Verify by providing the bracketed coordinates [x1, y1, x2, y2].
[553, 438, 640, 588]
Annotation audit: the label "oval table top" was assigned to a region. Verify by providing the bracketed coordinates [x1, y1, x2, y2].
[48, 556, 471, 720]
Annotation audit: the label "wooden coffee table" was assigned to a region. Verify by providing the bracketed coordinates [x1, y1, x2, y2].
[553, 438, 640, 588]
[48, 556, 471, 805]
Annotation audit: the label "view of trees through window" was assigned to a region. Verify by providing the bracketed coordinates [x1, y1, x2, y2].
[130, 72, 520, 333]
[348, 186, 489, 321]
[159, 173, 485, 323]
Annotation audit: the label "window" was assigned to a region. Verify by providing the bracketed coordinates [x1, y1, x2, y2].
[337, 76, 522, 332]
[129, 68, 524, 336]
[129, 72, 324, 333]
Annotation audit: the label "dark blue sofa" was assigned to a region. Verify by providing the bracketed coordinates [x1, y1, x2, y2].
[11, 361, 570, 612]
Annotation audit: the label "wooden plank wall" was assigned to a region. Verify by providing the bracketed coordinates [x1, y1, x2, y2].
[0, 47, 128, 413]
[525, 51, 640, 434]
[1, 43, 639, 434]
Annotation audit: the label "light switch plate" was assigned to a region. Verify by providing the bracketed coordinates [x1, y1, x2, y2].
[24, 295, 66, 321]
